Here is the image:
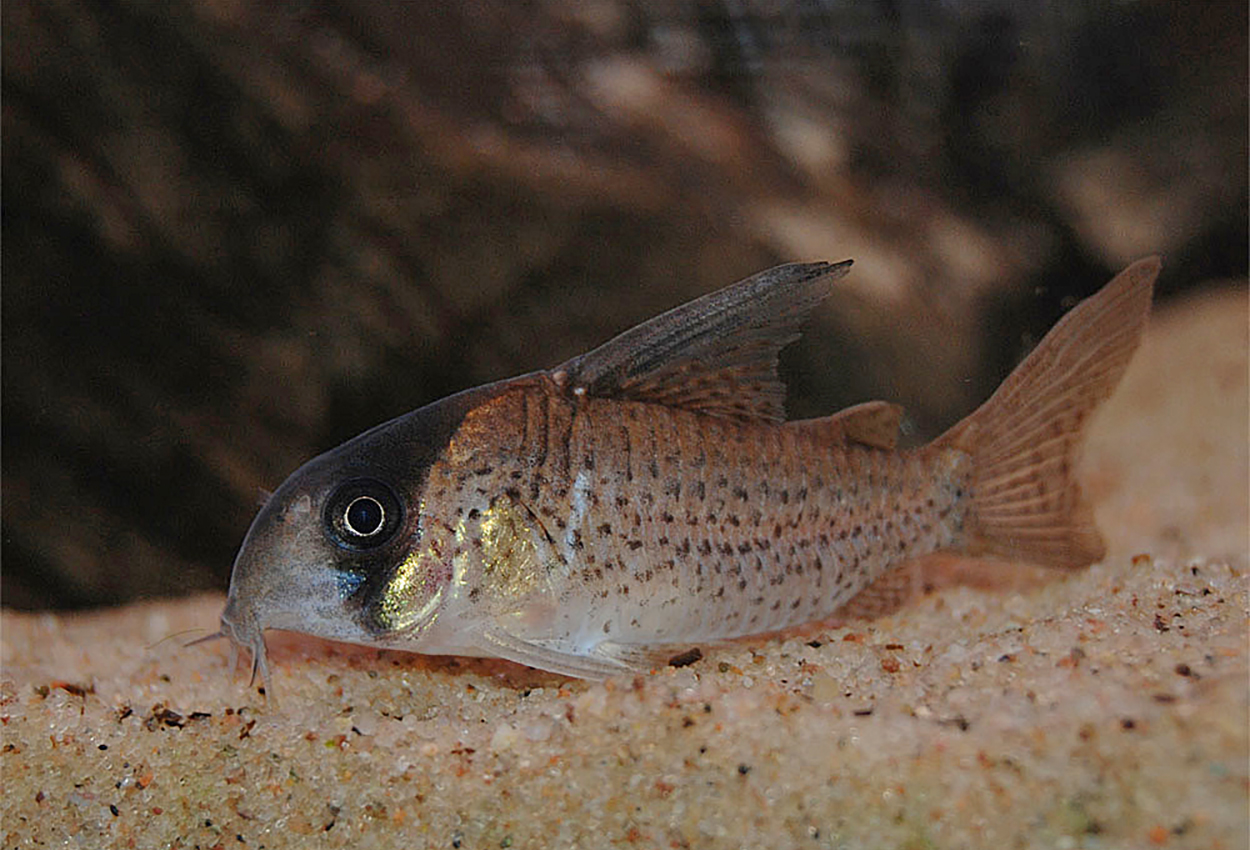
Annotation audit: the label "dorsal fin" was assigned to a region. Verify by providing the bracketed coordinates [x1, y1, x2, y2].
[785, 401, 904, 450]
[549, 261, 852, 422]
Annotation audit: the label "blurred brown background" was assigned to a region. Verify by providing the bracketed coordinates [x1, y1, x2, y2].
[3, 1, 1246, 611]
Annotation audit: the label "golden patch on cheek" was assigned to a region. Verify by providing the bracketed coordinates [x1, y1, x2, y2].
[373, 547, 445, 634]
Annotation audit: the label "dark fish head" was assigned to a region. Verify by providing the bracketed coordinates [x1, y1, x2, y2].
[218, 382, 510, 691]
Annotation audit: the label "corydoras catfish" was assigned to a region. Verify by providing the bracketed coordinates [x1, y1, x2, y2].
[204, 257, 1159, 692]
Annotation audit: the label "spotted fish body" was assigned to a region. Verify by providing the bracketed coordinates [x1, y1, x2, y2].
[211, 257, 1160, 688]
[408, 388, 965, 672]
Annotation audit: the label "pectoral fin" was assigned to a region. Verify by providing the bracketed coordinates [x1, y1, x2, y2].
[476, 628, 697, 680]
[477, 629, 639, 679]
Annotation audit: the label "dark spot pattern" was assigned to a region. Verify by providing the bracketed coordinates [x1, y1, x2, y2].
[445, 386, 970, 648]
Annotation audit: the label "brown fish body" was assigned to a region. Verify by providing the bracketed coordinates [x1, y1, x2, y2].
[211, 257, 1159, 687]
[409, 381, 967, 664]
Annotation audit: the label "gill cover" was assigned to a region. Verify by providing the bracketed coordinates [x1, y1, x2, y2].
[215, 381, 509, 697]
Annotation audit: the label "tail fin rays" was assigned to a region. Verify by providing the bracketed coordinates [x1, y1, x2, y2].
[936, 257, 1160, 568]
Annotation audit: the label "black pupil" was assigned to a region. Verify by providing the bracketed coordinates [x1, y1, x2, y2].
[345, 496, 384, 536]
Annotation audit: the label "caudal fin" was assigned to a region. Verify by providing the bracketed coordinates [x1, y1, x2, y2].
[935, 257, 1160, 568]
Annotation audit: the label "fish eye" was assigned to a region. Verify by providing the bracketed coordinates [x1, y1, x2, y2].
[325, 479, 403, 550]
[344, 496, 384, 537]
